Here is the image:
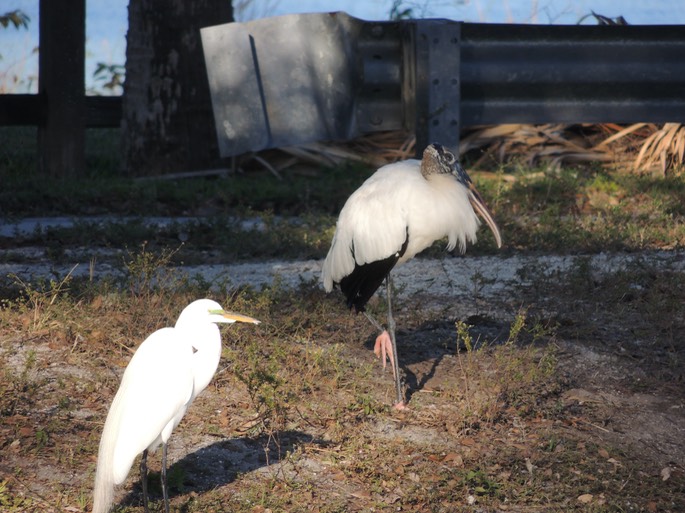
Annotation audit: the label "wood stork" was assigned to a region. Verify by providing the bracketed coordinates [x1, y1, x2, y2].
[322, 143, 502, 409]
[93, 299, 260, 513]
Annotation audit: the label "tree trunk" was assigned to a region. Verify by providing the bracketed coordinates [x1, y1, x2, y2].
[122, 0, 233, 175]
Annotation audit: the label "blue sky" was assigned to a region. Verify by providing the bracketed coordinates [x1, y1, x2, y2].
[2, 0, 684, 94]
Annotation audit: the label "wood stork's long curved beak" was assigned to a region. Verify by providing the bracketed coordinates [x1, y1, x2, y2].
[450, 161, 502, 249]
[211, 309, 261, 324]
[467, 183, 503, 248]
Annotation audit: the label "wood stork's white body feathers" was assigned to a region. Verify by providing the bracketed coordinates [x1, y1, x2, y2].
[322, 143, 501, 406]
[322, 144, 500, 312]
[93, 299, 259, 513]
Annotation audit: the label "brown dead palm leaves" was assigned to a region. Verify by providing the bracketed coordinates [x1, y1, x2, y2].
[633, 123, 685, 174]
[249, 123, 683, 176]
[459, 123, 685, 175]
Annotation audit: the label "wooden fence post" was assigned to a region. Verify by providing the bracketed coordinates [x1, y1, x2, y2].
[38, 0, 86, 177]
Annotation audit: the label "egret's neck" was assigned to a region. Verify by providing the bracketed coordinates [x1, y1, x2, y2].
[180, 322, 223, 400]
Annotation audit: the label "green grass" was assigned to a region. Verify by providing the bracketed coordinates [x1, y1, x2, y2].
[0, 127, 370, 218]
[3, 127, 684, 263]
[480, 165, 685, 253]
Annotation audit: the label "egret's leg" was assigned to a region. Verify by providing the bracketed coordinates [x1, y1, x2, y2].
[385, 275, 405, 408]
[161, 443, 170, 513]
[140, 449, 150, 513]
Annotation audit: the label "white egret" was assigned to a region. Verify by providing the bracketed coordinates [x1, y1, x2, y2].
[92, 299, 260, 513]
[322, 143, 502, 409]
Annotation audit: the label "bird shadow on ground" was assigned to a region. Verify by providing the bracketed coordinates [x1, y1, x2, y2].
[362, 316, 509, 404]
[117, 430, 316, 509]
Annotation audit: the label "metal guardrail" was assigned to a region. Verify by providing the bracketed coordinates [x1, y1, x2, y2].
[201, 14, 685, 157]
[459, 23, 685, 125]
[3, 16, 685, 157]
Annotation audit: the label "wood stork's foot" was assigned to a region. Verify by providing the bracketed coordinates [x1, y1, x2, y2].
[393, 400, 408, 410]
[373, 330, 396, 378]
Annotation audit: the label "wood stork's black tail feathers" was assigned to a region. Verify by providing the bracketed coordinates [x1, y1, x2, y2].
[340, 235, 409, 313]
[340, 256, 397, 312]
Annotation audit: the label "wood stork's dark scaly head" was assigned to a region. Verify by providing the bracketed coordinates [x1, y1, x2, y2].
[422, 143, 503, 248]
[421, 143, 457, 178]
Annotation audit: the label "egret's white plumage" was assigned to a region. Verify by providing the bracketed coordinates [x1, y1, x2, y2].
[322, 143, 501, 407]
[93, 299, 259, 513]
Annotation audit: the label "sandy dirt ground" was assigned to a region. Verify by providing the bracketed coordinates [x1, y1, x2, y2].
[1, 246, 684, 511]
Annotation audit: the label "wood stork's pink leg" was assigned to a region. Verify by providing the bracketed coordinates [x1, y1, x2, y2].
[363, 275, 407, 409]
[373, 331, 407, 410]
[384, 275, 406, 409]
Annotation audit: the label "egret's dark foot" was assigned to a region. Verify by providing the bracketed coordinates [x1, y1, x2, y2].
[373, 330, 395, 378]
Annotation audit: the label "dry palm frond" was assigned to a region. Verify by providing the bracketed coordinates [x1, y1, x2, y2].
[633, 123, 685, 174]
[459, 123, 615, 169]
[280, 131, 415, 169]
[593, 123, 647, 148]
[243, 122, 683, 177]
[459, 124, 527, 154]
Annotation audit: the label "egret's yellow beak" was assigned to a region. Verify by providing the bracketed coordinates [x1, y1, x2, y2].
[210, 309, 261, 324]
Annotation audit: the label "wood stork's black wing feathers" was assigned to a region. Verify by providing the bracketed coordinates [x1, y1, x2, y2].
[340, 232, 409, 313]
